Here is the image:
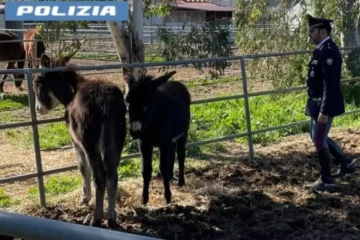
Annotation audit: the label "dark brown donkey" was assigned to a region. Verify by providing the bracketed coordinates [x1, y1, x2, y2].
[34, 53, 127, 228]
[0, 31, 26, 93]
[23, 28, 46, 69]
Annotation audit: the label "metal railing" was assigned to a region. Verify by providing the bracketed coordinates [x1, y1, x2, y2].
[0, 210, 163, 240]
[1, 46, 360, 228]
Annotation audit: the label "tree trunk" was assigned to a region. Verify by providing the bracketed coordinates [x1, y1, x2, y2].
[106, 0, 145, 94]
[341, 0, 360, 47]
[341, 0, 360, 79]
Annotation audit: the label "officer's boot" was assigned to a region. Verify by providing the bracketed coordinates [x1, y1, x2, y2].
[308, 148, 336, 192]
[328, 139, 357, 178]
[332, 157, 357, 178]
[328, 139, 341, 166]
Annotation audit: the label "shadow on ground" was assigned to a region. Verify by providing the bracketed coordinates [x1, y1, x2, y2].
[14, 144, 360, 240]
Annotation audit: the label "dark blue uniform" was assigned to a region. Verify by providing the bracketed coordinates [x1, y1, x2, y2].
[303, 14, 357, 193]
[305, 37, 345, 118]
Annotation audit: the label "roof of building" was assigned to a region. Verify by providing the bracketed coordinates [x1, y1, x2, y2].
[175, 0, 235, 12]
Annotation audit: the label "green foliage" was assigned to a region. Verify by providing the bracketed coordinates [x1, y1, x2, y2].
[233, 0, 360, 88]
[144, 0, 175, 19]
[36, 21, 90, 56]
[158, 22, 233, 78]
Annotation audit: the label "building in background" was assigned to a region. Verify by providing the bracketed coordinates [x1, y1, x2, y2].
[145, 0, 235, 27]
[0, 3, 24, 39]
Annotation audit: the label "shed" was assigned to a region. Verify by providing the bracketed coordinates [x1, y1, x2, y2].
[0, 3, 25, 39]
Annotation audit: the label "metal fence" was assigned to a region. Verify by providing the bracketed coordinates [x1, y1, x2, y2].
[5, 24, 241, 59]
[1, 46, 360, 238]
[0, 210, 163, 240]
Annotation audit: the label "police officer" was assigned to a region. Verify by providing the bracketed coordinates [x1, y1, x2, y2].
[305, 14, 357, 192]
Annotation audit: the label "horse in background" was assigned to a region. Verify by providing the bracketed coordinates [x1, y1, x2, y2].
[23, 28, 46, 69]
[0, 31, 26, 93]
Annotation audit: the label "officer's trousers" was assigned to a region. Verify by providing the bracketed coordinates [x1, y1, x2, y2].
[310, 117, 345, 155]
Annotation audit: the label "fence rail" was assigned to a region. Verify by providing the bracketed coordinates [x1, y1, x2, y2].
[0, 210, 162, 240]
[1, 46, 360, 239]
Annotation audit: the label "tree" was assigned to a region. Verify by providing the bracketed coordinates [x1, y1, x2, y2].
[36, 21, 89, 57]
[106, 0, 176, 93]
[233, 0, 360, 89]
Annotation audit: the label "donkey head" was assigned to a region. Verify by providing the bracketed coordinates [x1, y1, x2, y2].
[125, 70, 177, 139]
[40, 49, 78, 68]
[33, 71, 62, 115]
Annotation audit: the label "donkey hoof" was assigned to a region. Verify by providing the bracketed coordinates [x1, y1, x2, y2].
[90, 218, 102, 227]
[107, 219, 118, 229]
[141, 196, 149, 206]
[164, 193, 172, 205]
[79, 197, 90, 206]
[177, 179, 185, 187]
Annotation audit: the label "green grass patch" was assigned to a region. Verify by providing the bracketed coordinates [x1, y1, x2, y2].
[0, 188, 20, 208]
[188, 84, 360, 149]
[0, 188, 12, 207]
[5, 122, 71, 150]
[0, 94, 29, 111]
[0, 99, 23, 111]
[118, 155, 160, 179]
[29, 175, 82, 197]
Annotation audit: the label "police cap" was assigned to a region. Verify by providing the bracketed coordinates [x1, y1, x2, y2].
[307, 14, 333, 33]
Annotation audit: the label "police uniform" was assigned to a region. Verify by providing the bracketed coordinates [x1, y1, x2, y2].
[304, 14, 356, 192]
[305, 26, 345, 118]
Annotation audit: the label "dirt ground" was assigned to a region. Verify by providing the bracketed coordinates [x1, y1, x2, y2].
[1, 127, 360, 240]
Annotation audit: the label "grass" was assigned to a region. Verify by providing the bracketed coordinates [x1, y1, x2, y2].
[29, 175, 82, 197]
[0, 94, 29, 111]
[3, 82, 360, 153]
[0, 188, 20, 207]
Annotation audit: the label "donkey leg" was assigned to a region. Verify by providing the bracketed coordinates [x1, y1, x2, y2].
[15, 59, 25, 90]
[86, 149, 105, 227]
[0, 62, 12, 93]
[159, 143, 176, 204]
[139, 140, 153, 206]
[74, 143, 92, 205]
[103, 147, 121, 228]
[176, 135, 187, 187]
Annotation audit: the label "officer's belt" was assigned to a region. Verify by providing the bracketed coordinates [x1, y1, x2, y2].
[310, 97, 322, 102]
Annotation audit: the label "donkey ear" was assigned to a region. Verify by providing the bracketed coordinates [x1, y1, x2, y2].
[63, 49, 78, 63]
[150, 71, 177, 89]
[40, 53, 51, 68]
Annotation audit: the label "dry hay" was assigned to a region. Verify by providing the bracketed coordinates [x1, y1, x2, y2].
[2, 126, 359, 240]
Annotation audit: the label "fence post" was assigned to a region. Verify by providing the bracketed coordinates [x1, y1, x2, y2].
[26, 71, 46, 207]
[240, 57, 255, 162]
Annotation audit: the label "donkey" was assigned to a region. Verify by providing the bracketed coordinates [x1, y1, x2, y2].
[0, 31, 26, 93]
[23, 29, 46, 69]
[39, 49, 79, 69]
[34, 54, 127, 228]
[125, 69, 191, 205]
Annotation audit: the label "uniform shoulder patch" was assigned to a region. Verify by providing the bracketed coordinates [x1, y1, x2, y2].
[326, 58, 333, 65]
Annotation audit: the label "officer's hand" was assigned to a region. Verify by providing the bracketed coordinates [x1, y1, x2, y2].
[318, 113, 328, 124]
